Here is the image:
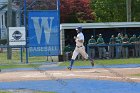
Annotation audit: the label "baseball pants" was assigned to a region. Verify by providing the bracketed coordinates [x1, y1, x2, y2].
[71, 46, 88, 60]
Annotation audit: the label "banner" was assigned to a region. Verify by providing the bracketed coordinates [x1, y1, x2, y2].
[28, 11, 60, 56]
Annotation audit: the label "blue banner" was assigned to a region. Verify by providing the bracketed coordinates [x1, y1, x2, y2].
[28, 11, 60, 56]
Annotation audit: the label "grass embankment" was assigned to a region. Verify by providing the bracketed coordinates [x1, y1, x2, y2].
[0, 51, 48, 64]
[59, 58, 140, 66]
[0, 64, 40, 69]
[0, 51, 53, 69]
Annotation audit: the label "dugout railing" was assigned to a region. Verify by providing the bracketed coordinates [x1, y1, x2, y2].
[87, 43, 140, 59]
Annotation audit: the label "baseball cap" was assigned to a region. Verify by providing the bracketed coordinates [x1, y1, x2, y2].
[99, 34, 102, 36]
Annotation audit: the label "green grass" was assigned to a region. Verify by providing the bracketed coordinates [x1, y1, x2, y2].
[131, 74, 140, 77]
[1, 51, 140, 69]
[0, 91, 12, 93]
[0, 64, 41, 69]
[0, 51, 49, 64]
[0, 51, 50, 69]
[59, 58, 140, 66]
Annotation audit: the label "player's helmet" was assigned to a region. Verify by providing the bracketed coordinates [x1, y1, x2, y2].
[76, 26, 82, 33]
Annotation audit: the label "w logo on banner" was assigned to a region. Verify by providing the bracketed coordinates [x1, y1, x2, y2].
[31, 17, 54, 44]
[28, 11, 60, 56]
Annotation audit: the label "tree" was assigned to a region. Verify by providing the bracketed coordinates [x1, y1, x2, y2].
[27, 0, 57, 10]
[15, 0, 95, 23]
[90, 0, 126, 22]
[60, 0, 95, 23]
[131, 0, 140, 21]
[90, 0, 140, 22]
[14, 0, 57, 10]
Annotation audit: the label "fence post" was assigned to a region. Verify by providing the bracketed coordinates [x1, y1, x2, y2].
[7, 0, 12, 60]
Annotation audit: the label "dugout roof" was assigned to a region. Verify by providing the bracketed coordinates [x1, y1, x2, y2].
[60, 22, 140, 30]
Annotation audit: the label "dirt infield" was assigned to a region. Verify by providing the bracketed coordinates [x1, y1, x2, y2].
[0, 68, 140, 83]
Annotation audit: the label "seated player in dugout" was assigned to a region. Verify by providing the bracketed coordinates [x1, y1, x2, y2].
[67, 26, 94, 70]
[88, 35, 96, 59]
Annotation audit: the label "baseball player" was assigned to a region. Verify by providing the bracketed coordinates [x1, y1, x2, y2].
[137, 35, 140, 57]
[88, 35, 96, 58]
[129, 34, 137, 57]
[67, 26, 94, 70]
[122, 34, 129, 58]
[97, 34, 106, 59]
[109, 35, 116, 58]
[115, 33, 123, 58]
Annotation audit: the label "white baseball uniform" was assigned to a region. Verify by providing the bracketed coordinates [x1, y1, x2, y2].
[71, 32, 89, 60]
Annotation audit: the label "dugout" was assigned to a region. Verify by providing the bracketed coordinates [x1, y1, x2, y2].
[60, 22, 140, 55]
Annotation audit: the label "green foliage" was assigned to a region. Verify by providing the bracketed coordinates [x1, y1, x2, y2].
[59, 58, 140, 66]
[90, 0, 140, 22]
[131, 0, 140, 21]
[90, 0, 126, 22]
[16, 0, 140, 22]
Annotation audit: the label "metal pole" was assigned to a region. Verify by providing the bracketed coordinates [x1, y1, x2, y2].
[57, 0, 61, 55]
[0, 14, 2, 39]
[7, 0, 12, 59]
[126, 0, 131, 22]
[19, 0, 23, 63]
[24, 0, 28, 63]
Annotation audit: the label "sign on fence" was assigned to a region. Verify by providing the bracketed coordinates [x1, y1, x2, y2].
[28, 11, 60, 56]
[9, 27, 26, 46]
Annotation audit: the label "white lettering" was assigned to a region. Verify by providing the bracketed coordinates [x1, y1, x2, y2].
[29, 46, 58, 52]
[31, 17, 54, 44]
